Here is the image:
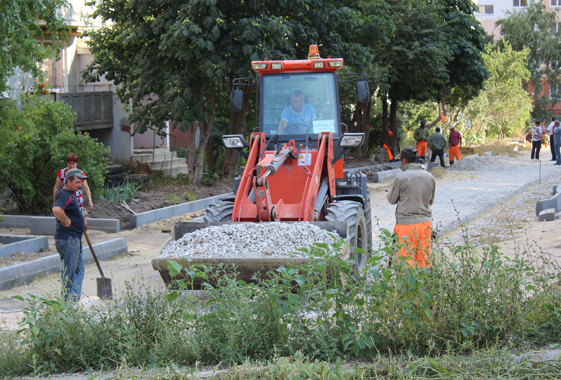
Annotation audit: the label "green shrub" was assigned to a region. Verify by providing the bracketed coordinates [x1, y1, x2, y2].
[100, 180, 142, 203]
[0, 94, 110, 214]
[6, 231, 561, 376]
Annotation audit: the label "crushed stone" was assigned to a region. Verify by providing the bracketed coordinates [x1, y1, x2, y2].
[158, 222, 341, 258]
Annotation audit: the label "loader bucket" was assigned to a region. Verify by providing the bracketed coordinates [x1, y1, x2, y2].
[152, 221, 349, 289]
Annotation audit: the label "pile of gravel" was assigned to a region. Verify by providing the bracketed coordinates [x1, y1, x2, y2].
[448, 155, 512, 171]
[158, 222, 341, 258]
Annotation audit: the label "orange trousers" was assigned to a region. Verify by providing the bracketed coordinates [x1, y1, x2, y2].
[416, 141, 427, 157]
[449, 145, 462, 162]
[394, 221, 432, 267]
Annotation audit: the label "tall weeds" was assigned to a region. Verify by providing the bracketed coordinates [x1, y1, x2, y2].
[3, 230, 561, 377]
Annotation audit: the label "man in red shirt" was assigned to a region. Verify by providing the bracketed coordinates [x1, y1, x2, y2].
[448, 125, 462, 165]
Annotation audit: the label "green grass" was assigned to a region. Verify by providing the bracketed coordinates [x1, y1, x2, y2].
[2, 229, 561, 378]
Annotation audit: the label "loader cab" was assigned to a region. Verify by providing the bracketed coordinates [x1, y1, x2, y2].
[259, 72, 341, 140]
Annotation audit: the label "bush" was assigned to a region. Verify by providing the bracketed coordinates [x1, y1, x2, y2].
[5, 230, 561, 376]
[0, 94, 110, 214]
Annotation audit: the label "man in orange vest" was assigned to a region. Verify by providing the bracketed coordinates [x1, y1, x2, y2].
[387, 146, 436, 267]
[413, 120, 430, 162]
[448, 124, 462, 165]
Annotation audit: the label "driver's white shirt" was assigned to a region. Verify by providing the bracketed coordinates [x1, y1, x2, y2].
[281, 103, 317, 128]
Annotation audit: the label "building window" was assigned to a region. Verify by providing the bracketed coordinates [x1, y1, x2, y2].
[553, 0, 561, 7]
[481, 5, 494, 14]
[514, 0, 527, 6]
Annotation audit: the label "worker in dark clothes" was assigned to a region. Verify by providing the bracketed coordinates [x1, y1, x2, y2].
[428, 127, 448, 168]
[52, 169, 88, 301]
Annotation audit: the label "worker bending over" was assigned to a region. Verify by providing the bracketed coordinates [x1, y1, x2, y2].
[387, 146, 436, 267]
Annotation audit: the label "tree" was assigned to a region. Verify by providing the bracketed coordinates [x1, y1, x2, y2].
[497, 1, 561, 121]
[83, 0, 391, 182]
[0, 94, 110, 214]
[373, 0, 450, 151]
[0, 0, 69, 95]
[371, 0, 487, 152]
[464, 42, 532, 140]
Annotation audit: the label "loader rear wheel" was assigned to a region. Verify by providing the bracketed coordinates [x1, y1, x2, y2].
[326, 201, 368, 272]
[364, 192, 373, 252]
[203, 200, 234, 222]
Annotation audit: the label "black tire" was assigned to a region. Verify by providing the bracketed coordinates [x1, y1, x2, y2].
[203, 200, 234, 222]
[364, 192, 373, 253]
[107, 165, 124, 175]
[111, 173, 124, 182]
[326, 200, 368, 272]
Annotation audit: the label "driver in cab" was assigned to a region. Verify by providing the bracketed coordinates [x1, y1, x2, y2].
[278, 90, 317, 134]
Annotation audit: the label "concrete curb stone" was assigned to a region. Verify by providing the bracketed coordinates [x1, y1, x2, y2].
[538, 208, 556, 221]
[129, 194, 232, 229]
[373, 169, 402, 183]
[0, 237, 128, 291]
[0, 235, 49, 258]
[536, 191, 561, 216]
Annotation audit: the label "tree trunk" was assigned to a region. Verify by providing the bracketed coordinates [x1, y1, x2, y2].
[205, 138, 215, 172]
[382, 96, 389, 147]
[222, 76, 252, 179]
[187, 120, 198, 182]
[193, 82, 216, 185]
[389, 99, 398, 152]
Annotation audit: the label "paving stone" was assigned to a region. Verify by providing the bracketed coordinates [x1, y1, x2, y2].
[373, 169, 402, 183]
[538, 208, 556, 221]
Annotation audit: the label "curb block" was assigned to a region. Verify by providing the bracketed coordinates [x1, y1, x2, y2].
[0, 237, 128, 291]
[0, 216, 120, 235]
[373, 169, 402, 183]
[129, 193, 232, 229]
[427, 162, 440, 171]
[343, 161, 402, 173]
[536, 192, 561, 216]
[0, 235, 49, 258]
[538, 208, 556, 221]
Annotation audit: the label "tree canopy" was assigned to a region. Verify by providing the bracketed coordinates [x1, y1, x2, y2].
[497, 1, 561, 120]
[83, 0, 391, 183]
[463, 42, 532, 141]
[0, 0, 69, 95]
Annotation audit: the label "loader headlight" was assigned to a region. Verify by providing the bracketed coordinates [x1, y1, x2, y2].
[222, 134, 248, 149]
[339, 133, 365, 148]
[313, 61, 325, 69]
[328, 60, 344, 68]
[252, 63, 268, 70]
[271, 63, 283, 70]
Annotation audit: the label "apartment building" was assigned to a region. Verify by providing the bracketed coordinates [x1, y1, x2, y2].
[473, 0, 561, 117]
[6, 0, 183, 173]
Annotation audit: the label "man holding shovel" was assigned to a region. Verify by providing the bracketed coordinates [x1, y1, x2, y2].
[52, 169, 88, 302]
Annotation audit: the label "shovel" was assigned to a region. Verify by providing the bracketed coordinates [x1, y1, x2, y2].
[84, 231, 113, 299]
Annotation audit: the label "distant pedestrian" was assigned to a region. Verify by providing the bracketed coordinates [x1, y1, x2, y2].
[53, 154, 93, 213]
[547, 117, 557, 161]
[531, 120, 544, 160]
[52, 169, 88, 301]
[428, 127, 447, 168]
[554, 121, 561, 166]
[387, 146, 436, 268]
[414, 120, 431, 162]
[448, 124, 462, 165]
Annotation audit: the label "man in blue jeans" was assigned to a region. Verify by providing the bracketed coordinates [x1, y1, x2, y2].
[52, 169, 88, 301]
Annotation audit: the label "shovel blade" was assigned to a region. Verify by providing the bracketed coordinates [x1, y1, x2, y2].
[96, 277, 113, 299]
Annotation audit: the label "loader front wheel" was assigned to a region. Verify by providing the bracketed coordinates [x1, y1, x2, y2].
[203, 200, 234, 222]
[326, 201, 368, 272]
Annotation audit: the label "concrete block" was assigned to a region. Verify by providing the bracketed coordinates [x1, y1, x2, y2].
[95, 238, 128, 261]
[373, 169, 402, 183]
[539, 208, 556, 221]
[553, 185, 560, 195]
[0, 235, 49, 258]
[86, 218, 120, 233]
[464, 154, 480, 160]
[536, 198, 559, 216]
[30, 216, 56, 235]
[427, 162, 440, 170]
[17, 216, 32, 227]
[0, 267, 16, 291]
[0, 215, 19, 228]
[484, 151, 493, 156]
[129, 193, 230, 229]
